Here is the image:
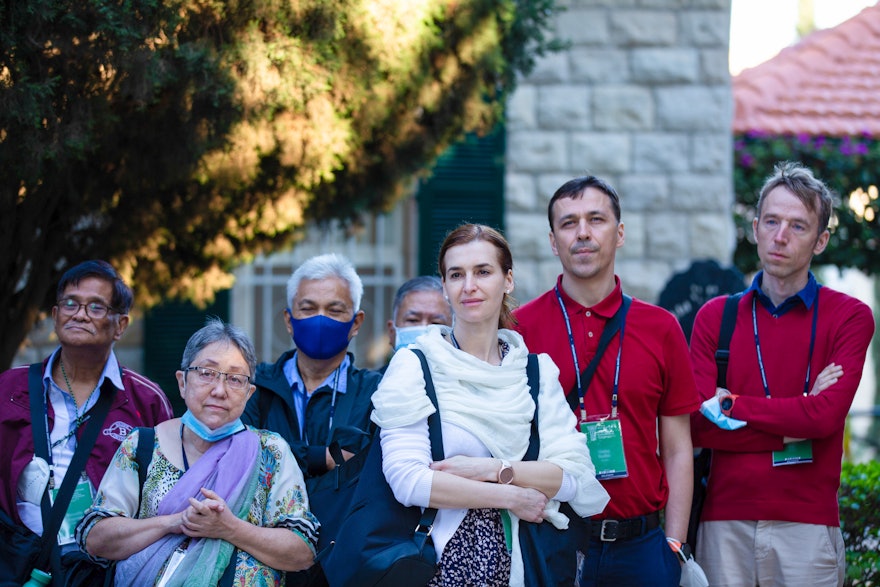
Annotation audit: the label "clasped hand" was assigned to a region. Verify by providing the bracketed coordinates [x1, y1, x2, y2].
[177, 487, 235, 539]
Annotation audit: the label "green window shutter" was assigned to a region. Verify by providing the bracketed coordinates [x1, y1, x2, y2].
[417, 126, 506, 275]
[143, 289, 230, 415]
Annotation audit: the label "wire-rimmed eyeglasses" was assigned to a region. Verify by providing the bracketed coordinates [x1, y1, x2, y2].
[185, 366, 251, 391]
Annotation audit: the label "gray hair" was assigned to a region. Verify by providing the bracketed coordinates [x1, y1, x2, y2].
[391, 276, 445, 320]
[757, 161, 836, 237]
[286, 253, 364, 311]
[180, 317, 257, 376]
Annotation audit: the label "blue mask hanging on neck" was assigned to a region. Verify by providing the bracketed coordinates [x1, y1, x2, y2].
[180, 409, 245, 442]
[393, 325, 431, 351]
[289, 311, 356, 360]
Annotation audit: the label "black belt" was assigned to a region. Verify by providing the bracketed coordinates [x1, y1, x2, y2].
[587, 511, 661, 542]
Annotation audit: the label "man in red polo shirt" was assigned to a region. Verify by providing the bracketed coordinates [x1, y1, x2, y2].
[514, 175, 699, 586]
[690, 162, 874, 586]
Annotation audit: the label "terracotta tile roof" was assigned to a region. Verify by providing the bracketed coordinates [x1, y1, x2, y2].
[733, 3, 880, 136]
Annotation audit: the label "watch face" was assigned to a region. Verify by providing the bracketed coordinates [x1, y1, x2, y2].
[499, 465, 514, 484]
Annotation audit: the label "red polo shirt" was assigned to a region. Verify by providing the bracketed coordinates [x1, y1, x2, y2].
[514, 276, 698, 519]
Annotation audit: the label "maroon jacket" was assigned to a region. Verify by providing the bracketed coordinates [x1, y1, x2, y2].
[0, 355, 173, 523]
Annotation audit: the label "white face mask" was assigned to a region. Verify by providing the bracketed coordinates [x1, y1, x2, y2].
[393, 325, 431, 351]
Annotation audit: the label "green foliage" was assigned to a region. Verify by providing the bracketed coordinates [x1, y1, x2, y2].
[733, 133, 880, 275]
[0, 0, 560, 367]
[839, 460, 880, 585]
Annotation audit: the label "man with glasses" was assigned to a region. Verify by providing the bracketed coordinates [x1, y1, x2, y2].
[0, 260, 174, 584]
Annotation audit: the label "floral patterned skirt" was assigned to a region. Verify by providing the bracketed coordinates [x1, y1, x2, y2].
[427, 508, 512, 587]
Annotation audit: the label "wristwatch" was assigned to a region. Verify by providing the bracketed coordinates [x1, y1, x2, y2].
[720, 394, 737, 416]
[498, 459, 514, 484]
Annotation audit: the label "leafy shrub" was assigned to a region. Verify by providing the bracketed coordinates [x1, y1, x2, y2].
[840, 460, 880, 585]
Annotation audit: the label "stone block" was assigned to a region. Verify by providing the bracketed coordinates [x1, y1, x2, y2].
[507, 131, 569, 172]
[570, 48, 629, 83]
[506, 86, 537, 130]
[691, 133, 731, 173]
[690, 213, 735, 261]
[680, 11, 730, 46]
[700, 49, 732, 84]
[555, 9, 610, 46]
[507, 212, 553, 259]
[538, 173, 580, 211]
[631, 49, 699, 84]
[570, 132, 631, 174]
[538, 85, 591, 129]
[616, 258, 675, 304]
[506, 174, 539, 211]
[645, 211, 690, 260]
[610, 11, 677, 46]
[633, 133, 690, 173]
[656, 86, 729, 130]
[593, 86, 654, 130]
[619, 211, 645, 259]
[619, 174, 671, 211]
[670, 174, 731, 210]
[525, 52, 570, 83]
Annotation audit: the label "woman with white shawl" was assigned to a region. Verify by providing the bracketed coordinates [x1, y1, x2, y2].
[372, 224, 610, 587]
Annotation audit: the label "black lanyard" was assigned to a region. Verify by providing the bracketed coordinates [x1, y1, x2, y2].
[752, 289, 820, 398]
[556, 286, 631, 420]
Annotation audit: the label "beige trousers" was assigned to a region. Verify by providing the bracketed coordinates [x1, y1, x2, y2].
[696, 520, 845, 587]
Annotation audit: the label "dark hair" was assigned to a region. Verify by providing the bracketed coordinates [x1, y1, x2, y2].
[438, 224, 516, 329]
[56, 260, 134, 314]
[391, 276, 447, 321]
[756, 161, 835, 237]
[547, 175, 622, 229]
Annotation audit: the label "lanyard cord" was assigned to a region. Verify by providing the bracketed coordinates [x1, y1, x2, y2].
[555, 286, 627, 420]
[752, 289, 820, 398]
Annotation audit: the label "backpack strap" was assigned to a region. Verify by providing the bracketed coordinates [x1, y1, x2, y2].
[715, 292, 743, 389]
[134, 427, 155, 517]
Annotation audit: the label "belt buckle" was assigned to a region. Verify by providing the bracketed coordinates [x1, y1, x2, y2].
[599, 519, 619, 542]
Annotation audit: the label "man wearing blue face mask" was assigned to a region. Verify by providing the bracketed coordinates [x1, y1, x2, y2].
[385, 275, 452, 356]
[242, 253, 382, 586]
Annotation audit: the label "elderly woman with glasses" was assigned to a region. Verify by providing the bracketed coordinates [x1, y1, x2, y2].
[76, 318, 319, 586]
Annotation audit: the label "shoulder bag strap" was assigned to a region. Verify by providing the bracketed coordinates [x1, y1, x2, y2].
[409, 349, 443, 530]
[715, 292, 743, 389]
[569, 294, 632, 410]
[523, 354, 541, 462]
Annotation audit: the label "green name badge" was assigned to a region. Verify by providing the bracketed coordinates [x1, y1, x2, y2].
[772, 440, 813, 466]
[581, 419, 628, 480]
[50, 475, 94, 545]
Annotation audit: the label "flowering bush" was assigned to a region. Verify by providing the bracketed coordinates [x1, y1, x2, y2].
[733, 133, 880, 274]
[840, 460, 880, 585]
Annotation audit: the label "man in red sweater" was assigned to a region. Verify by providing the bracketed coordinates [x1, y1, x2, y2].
[690, 161, 875, 586]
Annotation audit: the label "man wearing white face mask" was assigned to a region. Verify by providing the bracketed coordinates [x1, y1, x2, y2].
[386, 275, 453, 355]
[242, 253, 382, 587]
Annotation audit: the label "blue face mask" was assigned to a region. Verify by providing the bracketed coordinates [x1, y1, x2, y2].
[393, 325, 431, 351]
[180, 409, 245, 442]
[289, 311, 356, 360]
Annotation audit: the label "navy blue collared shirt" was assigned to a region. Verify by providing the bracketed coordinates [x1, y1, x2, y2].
[746, 270, 819, 317]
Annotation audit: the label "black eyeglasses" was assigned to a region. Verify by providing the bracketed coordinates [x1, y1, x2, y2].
[56, 298, 120, 319]
[185, 366, 251, 391]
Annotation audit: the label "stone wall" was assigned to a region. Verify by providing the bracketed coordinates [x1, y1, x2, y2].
[506, 0, 735, 304]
